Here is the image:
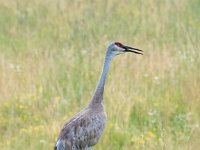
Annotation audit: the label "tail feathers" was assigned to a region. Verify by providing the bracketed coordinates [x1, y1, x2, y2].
[54, 145, 57, 150]
[55, 140, 65, 150]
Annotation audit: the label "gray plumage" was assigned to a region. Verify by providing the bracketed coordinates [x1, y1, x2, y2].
[54, 42, 143, 150]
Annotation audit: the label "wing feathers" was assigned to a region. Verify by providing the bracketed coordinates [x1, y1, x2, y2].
[56, 110, 106, 150]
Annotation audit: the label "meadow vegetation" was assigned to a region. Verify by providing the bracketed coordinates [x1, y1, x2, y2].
[0, 0, 200, 149]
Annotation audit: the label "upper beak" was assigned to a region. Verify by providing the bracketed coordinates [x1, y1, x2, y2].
[122, 45, 143, 55]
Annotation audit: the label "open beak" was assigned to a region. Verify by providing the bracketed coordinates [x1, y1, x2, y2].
[122, 45, 143, 55]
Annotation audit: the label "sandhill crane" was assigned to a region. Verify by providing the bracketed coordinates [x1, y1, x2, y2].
[54, 41, 143, 150]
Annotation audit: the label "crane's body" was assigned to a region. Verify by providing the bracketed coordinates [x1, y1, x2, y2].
[54, 42, 143, 150]
[55, 104, 106, 150]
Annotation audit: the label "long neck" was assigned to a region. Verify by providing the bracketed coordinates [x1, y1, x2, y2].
[90, 52, 112, 105]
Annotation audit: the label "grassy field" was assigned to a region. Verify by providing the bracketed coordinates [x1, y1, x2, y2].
[0, 0, 200, 149]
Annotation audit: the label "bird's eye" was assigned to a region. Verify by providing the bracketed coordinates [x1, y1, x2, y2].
[115, 42, 123, 48]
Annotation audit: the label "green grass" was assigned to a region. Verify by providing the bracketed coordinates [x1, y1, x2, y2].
[0, 0, 200, 149]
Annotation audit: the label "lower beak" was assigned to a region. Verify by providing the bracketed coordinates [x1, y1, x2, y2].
[123, 45, 143, 55]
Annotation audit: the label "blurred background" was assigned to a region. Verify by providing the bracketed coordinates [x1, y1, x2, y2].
[0, 0, 200, 149]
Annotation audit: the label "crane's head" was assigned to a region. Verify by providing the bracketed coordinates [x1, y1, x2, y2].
[107, 42, 143, 57]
